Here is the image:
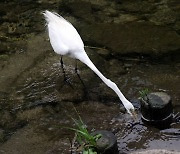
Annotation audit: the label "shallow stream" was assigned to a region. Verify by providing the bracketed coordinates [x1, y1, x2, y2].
[0, 0, 179, 153]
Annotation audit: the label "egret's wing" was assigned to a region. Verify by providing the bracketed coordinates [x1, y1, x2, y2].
[43, 10, 84, 56]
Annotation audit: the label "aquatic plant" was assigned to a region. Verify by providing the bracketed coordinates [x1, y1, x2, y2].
[64, 107, 101, 154]
[139, 88, 150, 100]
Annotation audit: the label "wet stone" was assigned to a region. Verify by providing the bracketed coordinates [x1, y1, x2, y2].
[92, 130, 118, 154]
[141, 92, 173, 128]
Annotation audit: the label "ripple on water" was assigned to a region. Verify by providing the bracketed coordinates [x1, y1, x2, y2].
[0, 51, 179, 153]
[111, 112, 180, 153]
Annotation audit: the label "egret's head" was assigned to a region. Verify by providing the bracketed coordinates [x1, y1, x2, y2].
[124, 100, 137, 121]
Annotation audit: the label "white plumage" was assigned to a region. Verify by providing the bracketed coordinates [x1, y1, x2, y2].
[44, 10, 84, 57]
[43, 10, 136, 117]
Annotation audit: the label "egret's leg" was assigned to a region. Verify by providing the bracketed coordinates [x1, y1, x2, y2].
[60, 56, 66, 80]
[60, 56, 74, 89]
[74, 60, 85, 86]
[74, 60, 88, 97]
[75, 59, 78, 74]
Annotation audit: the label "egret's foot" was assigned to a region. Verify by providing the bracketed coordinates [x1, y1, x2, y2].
[59, 56, 74, 89]
[74, 61, 86, 90]
[63, 75, 74, 89]
[58, 79, 74, 90]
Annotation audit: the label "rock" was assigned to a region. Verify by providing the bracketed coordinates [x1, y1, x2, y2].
[150, 8, 176, 25]
[131, 149, 180, 154]
[0, 126, 57, 154]
[0, 33, 51, 92]
[118, 0, 156, 13]
[16, 107, 43, 121]
[92, 130, 118, 154]
[113, 14, 139, 23]
[59, 0, 96, 23]
[140, 92, 173, 128]
[79, 22, 180, 58]
[59, 0, 118, 23]
[104, 8, 119, 17]
[95, 48, 111, 58]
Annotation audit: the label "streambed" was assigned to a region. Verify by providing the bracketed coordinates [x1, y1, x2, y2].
[0, 0, 179, 153]
[0, 34, 179, 153]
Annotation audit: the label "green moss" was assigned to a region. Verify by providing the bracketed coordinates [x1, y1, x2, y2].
[0, 54, 9, 61]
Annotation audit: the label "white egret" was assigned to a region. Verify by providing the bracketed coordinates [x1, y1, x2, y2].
[43, 10, 136, 117]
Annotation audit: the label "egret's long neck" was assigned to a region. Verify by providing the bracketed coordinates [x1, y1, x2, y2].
[77, 51, 129, 106]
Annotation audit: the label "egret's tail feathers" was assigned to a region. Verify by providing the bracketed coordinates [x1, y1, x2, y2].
[42, 10, 66, 24]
